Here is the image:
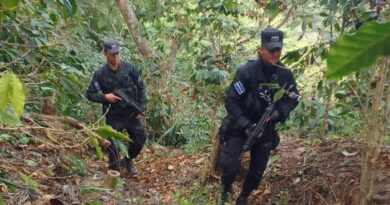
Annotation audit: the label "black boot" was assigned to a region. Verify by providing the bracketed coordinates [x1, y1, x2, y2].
[122, 157, 138, 175]
[235, 191, 250, 205]
[216, 185, 229, 205]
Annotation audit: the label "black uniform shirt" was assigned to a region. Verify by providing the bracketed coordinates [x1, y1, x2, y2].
[86, 60, 147, 120]
[225, 59, 298, 125]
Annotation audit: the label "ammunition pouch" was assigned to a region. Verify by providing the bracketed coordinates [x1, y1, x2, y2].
[233, 115, 251, 130]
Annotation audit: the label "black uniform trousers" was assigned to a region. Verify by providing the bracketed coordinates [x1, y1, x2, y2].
[106, 116, 147, 170]
[219, 125, 279, 193]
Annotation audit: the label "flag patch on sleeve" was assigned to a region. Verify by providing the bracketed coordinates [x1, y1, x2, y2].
[94, 81, 101, 91]
[234, 81, 245, 95]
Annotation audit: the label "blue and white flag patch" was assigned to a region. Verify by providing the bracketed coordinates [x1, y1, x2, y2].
[234, 81, 245, 95]
[94, 81, 101, 91]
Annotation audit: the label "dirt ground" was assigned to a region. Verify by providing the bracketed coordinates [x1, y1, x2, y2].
[1, 117, 389, 205]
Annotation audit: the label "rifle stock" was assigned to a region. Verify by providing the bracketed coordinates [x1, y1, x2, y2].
[113, 90, 144, 116]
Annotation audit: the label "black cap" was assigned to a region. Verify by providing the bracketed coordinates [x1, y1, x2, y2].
[103, 39, 121, 54]
[261, 28, 284, 50]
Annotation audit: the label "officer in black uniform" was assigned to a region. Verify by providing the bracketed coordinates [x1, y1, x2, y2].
[86, 39, 147, 174]
[217, 28, 299, 205]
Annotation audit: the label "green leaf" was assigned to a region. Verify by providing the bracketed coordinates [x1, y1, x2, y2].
[85, 201, 103, 205]
[80, 187, 102, 195]
[57, 0, 77, 17]
[89, 136, 103, 160]
[0, 109, 21, 126]
[20, 174, 38, 190]
[25, 160, 37, 167]
[3, 0, 19, 10]
[0, 176, 18, 191]
[93, 125, 130, 142]
[0, 72, 12, 110]
[327, 21, 390, 79]
[0, 195, 4, 205]
[113, 138, 129, 158]
[259, 83, 280, 90]
[273, 89, 285, 102]
[0, 72, 25, 117]
[10, 74, 25, 117]
[0, 134, 12, 142]
[19, 135, 29, 144]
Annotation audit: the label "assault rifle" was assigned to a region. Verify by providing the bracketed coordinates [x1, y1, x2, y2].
[241, 85, 299, 157]
[241, 95, 274, 155]
[113, 89, 144, 116]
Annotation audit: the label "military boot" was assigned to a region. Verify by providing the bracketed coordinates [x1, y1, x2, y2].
[122, 157, 138, 175]
[216, 185, 229, 205]
[235, 191, 250, 205]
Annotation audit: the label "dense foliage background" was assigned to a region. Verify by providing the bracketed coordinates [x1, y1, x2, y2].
[1, 0, 390, 204]
[2, 0, 388, 150]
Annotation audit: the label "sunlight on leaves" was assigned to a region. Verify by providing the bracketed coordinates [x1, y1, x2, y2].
[10, 73, 25, 116]
[89, 136, 103, 160]
[0, 72, 25, 124]
[20, 173, 38, 190]
[93, 125, 130, 142]
[273, 89, 285, 103]
[3, 0, 19, 10]
[327, 21, 390, 79]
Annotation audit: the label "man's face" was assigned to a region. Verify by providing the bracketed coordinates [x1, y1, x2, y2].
[104, 52, 120, 67]
[259, 46, 282, 66]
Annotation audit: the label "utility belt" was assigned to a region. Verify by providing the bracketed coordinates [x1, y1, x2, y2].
[218, 114, 277, 145]
[103, 103, 136, 119]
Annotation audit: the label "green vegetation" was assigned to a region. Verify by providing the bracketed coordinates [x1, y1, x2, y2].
[1, 0, 389, 204]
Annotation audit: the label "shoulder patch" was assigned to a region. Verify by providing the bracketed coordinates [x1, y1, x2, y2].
[94, 81, 101, 91]
[234, 81, 245, 95]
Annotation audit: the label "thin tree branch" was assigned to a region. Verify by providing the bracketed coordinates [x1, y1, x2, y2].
[114, 0, 156, 60]
[275, 1, 296, 29]
[0, 49, 31, 69]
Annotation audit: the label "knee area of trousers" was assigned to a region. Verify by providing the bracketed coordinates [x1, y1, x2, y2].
[131, 132, 147, 145]
[261, 141, 273, 152]
[219, 156, 240, 172]
[132, 142, 144, 151]
[246, 170, 263, 181]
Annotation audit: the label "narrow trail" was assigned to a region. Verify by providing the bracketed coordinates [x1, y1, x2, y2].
[1, 116, 389, 204]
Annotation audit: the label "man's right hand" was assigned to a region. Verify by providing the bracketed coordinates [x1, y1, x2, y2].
[104, 93, 121, 103]
[245, 123, 256, 137]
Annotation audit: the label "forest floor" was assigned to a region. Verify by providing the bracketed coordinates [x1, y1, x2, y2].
[1, 115, 390, 205]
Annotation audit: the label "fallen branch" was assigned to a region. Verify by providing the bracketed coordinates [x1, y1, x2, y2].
[28, 113, 110, 148]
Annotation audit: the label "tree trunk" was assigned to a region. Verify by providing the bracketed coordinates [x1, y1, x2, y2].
[200, 98, 222, 185]
[320, 82, 334, 139]
[114, 0, 156, 60]
[360, 57, 389, 205]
